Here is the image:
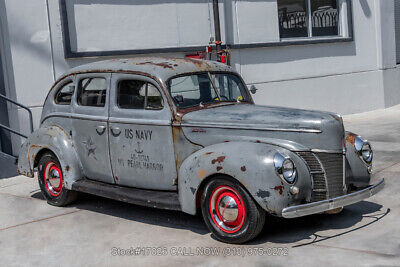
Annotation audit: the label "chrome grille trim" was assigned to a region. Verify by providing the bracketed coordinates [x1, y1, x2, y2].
[297, 152, 327, 202]
[316, 153, 344, 198]
[297, 152, 345, 202]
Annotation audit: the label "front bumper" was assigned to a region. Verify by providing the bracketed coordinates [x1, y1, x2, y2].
[282, 178, 385, 218]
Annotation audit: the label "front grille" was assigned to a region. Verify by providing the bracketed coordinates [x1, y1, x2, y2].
[297, 152, 344, 202]
[316, 153, 344, 198]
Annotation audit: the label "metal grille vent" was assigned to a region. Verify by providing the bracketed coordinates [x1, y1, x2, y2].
[297, 152, 327, 202]
[315, 153, 344, 198]
[297, 152, 344, 202]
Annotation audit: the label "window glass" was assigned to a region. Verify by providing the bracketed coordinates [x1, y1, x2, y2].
[78, 78, 107, 107]
[278, 0, 308, 38]
[118, 80, 163, 110]
[146, 83, 163, 109]
[169, 74, 216, 108]
[209, 74, 249, 102]
[278, 0, 339, 38]
[311, 0, 339, 36]
[55, 81, 75, 105]
[168, 73, 250, 108]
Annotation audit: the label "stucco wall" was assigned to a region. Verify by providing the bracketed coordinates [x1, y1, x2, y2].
[0, 0, 398, 155]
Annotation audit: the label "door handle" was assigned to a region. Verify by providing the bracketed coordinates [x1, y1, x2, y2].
[96, 125, 106, 136]
[110, 127, 121, 137]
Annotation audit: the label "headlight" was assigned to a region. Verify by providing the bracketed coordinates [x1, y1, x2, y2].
[354, 136, 373, 165]
[274, 152, 297, 184]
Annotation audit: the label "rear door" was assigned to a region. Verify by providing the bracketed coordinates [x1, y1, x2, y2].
[108, 73, 177, 190]
[71, 73, 114, 184]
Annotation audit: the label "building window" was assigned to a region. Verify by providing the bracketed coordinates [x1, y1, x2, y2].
[278, 0, 339, 39]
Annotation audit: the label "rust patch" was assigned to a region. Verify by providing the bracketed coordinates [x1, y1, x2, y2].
[181, 58, 209, 70]
[330, 114, 342, 122]
[175, 102, 237, 117]
[192, 128, 206, 133]
[216, 166, 223, 171]
[198, 169, 206, 179]
[65, 165, 70, 172]
[136, 61, 175, 69]
[205, 152, 214, 155]
[256, 140, 261, 143]
[211, 156, 226, 164]
[346, 132, 357, 146]
[273, 185, 284, 195]
[241, 166, 246, 172]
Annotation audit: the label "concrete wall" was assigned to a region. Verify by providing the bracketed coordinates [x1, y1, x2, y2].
[0, 0, 399, 155]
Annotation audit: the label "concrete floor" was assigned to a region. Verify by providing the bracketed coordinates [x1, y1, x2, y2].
[1, 106, 400, 267]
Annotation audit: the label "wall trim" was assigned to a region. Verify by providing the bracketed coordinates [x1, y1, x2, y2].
[59, 0, 354, 59]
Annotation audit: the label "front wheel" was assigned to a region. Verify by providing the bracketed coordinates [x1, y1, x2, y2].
[38, 152, 77, 206]
[201, 177, 266, 244]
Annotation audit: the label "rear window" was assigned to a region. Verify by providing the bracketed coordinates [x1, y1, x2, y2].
[77, 78, 107, 107]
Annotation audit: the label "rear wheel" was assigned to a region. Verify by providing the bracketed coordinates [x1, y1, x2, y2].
[201, 177, 265, 244]
[38, 152, 77, 206]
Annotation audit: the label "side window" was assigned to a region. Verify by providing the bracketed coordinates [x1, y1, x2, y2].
[78, 78, 107, 107]
[118, 80, 163, 110]
[55, 81, 75, 105]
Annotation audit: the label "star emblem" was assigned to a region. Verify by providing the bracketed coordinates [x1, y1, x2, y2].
[82, 137, 97, 160]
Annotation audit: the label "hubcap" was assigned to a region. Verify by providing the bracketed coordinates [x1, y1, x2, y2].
[217, 195, 239, 222]
[209, 185, 245, 233]
[44, 162, 63, 196]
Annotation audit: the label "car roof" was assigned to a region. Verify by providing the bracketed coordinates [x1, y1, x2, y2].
[62, 57, 235, 83]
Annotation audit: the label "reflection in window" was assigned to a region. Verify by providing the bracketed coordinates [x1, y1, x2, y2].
[78, 78, 107, 107]
[278, 0, 308, 38]
[278, 0, 339, 38]
[118, 80, 163, 110]
[55, 82, 75, 105]
[311, 0, 339, 36]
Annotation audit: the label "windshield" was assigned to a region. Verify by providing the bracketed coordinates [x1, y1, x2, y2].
[168, 72, 251, 108]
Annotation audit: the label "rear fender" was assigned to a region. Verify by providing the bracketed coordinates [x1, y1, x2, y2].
[17, 125, 83, 189]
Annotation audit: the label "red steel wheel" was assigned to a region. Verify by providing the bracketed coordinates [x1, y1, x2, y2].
[209, 185, 246, 233]
[38, 152, 77, 206]
[43, 161, 63, 197]
[201, 177, 266, 244]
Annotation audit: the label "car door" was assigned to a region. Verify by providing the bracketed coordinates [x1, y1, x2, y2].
[71, 73, 115, 184]
[108, 73, 177, 191]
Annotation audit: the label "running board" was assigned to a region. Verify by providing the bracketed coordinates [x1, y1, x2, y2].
[71, 179, 181, 211]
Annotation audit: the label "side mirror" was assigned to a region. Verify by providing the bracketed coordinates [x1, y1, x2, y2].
[250, 85, 258, 94]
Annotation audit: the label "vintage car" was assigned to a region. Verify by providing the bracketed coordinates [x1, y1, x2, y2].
[17, 57, 384, 243]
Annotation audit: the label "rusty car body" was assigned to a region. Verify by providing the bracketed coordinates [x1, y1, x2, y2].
[17, 57, 384, 243]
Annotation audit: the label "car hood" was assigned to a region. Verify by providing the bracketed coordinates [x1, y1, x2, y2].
[179, 104, 345, 151]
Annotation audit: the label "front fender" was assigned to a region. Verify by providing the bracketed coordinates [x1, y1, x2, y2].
[345, 132, 371, 187]
[17, 125, 83, 189]
[178, 141, 312, 216]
